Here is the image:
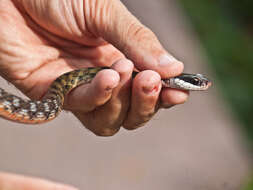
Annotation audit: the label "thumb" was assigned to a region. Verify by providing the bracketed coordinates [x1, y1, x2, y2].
[18, 0, 183, 78]
[91, 0, 184, 78]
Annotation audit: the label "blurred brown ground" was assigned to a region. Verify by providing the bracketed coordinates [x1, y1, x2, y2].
[0, 0, 252, 189]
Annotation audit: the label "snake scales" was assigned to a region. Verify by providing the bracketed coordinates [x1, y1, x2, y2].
[0, 67, 211, 124]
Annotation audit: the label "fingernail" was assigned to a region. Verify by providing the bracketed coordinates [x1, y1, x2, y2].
[159, 54, 180, 66]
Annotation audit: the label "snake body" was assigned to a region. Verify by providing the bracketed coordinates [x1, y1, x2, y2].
[0, 67, 211, 124]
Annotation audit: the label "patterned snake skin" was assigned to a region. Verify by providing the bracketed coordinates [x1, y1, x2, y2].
[0, 67, 211, 124]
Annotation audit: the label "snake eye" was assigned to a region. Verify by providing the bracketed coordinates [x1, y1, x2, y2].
[190, 77, 200, 85]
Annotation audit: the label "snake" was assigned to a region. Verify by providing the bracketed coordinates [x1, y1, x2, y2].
[0, 67, 211, 124]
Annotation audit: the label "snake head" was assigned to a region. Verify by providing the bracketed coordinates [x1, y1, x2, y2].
[162, 73, 212, 91]
[194, 74, 212, 90]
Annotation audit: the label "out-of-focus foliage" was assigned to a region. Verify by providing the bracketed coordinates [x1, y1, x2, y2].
[243, 177, 253, 190]
[179, 0, 253, 147]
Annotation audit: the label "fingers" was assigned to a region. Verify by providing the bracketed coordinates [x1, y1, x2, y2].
[122, 71, 189, 130]
[123, 70, 161, 130]
[160, 88, 189, 108]
[73, 59, 133, 136]
[0, 172, 78, 190]
[64, 69, 120, 112]
[18, 0, 184, 78]
[93, 0, 184, 78]
[13, 0, 189, 135]
[70, 63, 189, 134]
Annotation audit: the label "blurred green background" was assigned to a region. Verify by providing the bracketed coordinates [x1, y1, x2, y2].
[179, 0, 253, 147]
[179, 1, 253, 188]
[244, 178, 253, 190]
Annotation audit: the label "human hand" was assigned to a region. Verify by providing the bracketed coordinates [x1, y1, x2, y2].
[0, 0, 188, 136]
[0, 172, 77, 190]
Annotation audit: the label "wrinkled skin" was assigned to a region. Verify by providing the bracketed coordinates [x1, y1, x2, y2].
[0, 0, 188, 188]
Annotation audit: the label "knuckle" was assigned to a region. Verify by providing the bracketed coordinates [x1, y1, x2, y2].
[127, 24, 155, 42]
[90, 45, 124, 67]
